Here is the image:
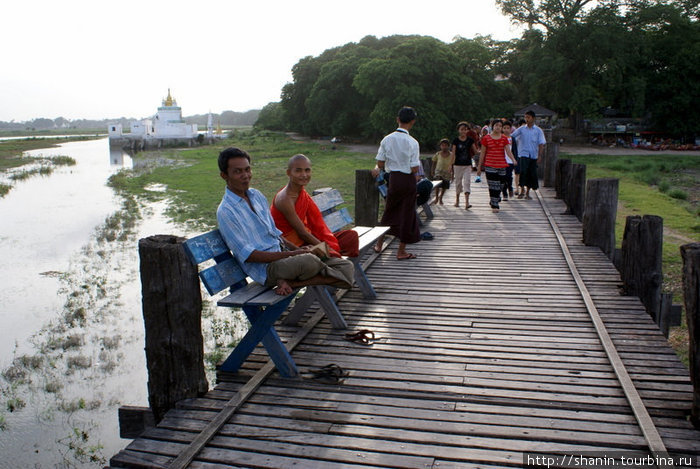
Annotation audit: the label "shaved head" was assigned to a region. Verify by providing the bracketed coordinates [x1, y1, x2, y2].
[287, 153, 310, 169]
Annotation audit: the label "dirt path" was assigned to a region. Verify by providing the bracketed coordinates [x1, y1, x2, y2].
[288, 133, 700, 156]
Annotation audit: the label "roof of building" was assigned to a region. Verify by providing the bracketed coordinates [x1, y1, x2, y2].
[514, 103, 557, 117]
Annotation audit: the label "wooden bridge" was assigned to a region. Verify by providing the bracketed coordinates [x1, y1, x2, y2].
[109, 182, 700, 468]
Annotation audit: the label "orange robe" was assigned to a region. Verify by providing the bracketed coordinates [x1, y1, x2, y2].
[271, 189, 359, 258]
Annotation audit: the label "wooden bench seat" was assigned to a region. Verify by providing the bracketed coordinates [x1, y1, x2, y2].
[281, 188, 389, 326]
[183, 230, 345, 378]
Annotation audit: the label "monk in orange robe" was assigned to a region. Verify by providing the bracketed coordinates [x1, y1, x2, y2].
[271, 154, 359, 258]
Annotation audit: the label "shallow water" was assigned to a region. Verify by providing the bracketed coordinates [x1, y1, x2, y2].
[0, 139, 129, 361]
[0, 139, 195, 468]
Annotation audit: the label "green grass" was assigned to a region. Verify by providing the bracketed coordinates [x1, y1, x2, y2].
[564, 152, 699, 366]
[0, 137, 93, 167]
[108, 131, 376, 230]
[0, 138, 79, 196]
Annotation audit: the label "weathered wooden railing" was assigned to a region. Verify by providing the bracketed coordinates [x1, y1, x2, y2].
[555, 156, 698, 427]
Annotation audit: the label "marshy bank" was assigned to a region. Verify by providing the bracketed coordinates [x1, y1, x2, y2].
[0, 138, 240, 468]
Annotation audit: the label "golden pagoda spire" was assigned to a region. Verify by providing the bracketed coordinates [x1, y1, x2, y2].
[164, 88, 174, 106]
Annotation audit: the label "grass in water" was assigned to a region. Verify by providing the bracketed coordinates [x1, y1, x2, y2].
[1, 153, 77, 196]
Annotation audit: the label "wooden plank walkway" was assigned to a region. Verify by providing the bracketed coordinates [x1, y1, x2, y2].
[110, 181, 700, 469]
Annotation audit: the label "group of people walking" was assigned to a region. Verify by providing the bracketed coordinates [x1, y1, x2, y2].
[371, 106, 547, 261]
[214, 106, 548, 295]
[431, 110, 547, 212]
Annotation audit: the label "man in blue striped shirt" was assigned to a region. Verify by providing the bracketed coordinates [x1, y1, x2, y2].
[216, 147, 354, 295]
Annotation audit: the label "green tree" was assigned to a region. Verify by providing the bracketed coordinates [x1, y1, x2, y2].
[640, 4, 700, 137]
[254, 102, 287, 131]
[354, 36, 481, 146]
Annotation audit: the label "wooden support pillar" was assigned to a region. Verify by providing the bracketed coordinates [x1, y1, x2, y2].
[543, 142, 559, 188]
[620, 216, 663, 321]
[355, 169, 379, 227]
[657, 293, 681, 338]
[555, 158, 571, 200]
[681, 242, 700, 428]
[568, 163, 586, 221]
[138, 235, 209, 423]
[582, 178, 619, 260]
[421, 158, 432, 178]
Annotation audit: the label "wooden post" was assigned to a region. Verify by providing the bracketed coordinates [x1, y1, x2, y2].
[582, 178, 618, 260]
[568, 163, 586, 221]
[421, 158, 432, 178]
[681, 242, 700, 428]
[538, 129, 552, 180]
[543, 142, 559, 188]
[658, 293, 672, 338]
[138, 235, 209, 423]
[620, 216, 663, 321]
[355, 169, 379, 227]
[555, 158, 571, 200]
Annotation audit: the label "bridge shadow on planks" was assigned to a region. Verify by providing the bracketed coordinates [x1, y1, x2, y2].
[109, 183, 700, 469]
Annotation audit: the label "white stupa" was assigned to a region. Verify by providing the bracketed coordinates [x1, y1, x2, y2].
[108, 89, 198, 141]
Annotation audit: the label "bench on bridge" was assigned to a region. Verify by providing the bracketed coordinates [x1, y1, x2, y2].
[183, 188, 387, 377]
[282, 188, 389, 325]
[376, 169, 441, 224]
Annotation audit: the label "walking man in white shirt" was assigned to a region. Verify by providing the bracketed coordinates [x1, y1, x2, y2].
[372, 107, 421, 260]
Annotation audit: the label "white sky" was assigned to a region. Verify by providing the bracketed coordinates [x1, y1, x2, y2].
[1, 0, 522, 122]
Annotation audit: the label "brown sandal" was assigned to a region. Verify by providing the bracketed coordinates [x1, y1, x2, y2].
[344, 329, 375, 345]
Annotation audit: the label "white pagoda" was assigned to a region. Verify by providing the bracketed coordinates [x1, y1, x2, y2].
[108, 89, 198, 143]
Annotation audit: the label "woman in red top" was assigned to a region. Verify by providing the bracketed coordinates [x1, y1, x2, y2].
[477, 120, 516, 213]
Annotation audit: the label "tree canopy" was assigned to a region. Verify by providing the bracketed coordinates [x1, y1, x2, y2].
[257, 0, 698, 143]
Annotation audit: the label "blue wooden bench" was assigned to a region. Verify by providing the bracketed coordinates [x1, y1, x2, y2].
[281, 188, 389, 325]
[183, 230, 344, 378]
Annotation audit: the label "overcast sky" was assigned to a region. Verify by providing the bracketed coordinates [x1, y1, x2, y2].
[1, 0, 522, 122]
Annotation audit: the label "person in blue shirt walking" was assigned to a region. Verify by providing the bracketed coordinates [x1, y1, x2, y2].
[216, 147, 354, 296]
[510, 110, 546, 200]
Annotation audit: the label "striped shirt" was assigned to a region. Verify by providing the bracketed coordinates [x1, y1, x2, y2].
[481, 134, 511, 168]
[217, 187, 283, 284]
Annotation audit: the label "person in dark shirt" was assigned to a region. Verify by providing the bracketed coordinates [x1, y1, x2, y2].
[451, 121, 478, 210]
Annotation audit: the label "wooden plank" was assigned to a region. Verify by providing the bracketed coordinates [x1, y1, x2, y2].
[112, 184, 700, 468]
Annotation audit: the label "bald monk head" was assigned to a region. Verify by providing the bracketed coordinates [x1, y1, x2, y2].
[286, 154, 312, 187]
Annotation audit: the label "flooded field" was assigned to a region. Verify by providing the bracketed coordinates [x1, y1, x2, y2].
[0, 139, 202, 468]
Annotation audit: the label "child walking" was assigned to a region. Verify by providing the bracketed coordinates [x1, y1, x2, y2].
[430, 138, 453, 205]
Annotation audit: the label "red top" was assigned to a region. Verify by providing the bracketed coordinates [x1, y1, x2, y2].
[481, 134, 511, 168]
[270, 188, 342, 257]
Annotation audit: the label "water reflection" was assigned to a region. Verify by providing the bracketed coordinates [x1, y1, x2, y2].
[0, 139, 131, 361]
[109, 147, 132, 167]
[0, 138, 175, 468]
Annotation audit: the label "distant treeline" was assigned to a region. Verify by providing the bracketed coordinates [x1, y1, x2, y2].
[255, 0, 698, 145]
[0, 110, 260, 133]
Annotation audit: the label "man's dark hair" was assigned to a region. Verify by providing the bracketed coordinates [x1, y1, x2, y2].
[397, 106, 417, 123]
[525, 110, 536, 118]
[503, 120, 513, 127]
[218, 147, 250, 173]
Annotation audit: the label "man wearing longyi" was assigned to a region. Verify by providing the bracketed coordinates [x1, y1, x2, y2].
[270, 154, 359, 258]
